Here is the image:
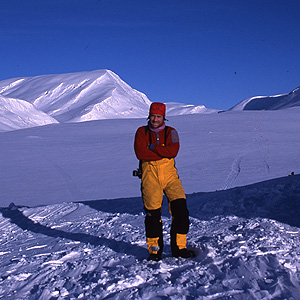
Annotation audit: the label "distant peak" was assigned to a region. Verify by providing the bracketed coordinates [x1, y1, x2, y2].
[290, 86, 300, 94]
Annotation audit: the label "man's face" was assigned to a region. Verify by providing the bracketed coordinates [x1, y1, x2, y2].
[149, 114, 164, 128]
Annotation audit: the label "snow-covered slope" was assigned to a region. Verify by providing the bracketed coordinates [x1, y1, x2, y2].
[229, 86, 300, 111]
[0, 70, 152, 123]
[0, 95, 58, 131]
[0, 70, 299, 132]
[166, 102, 219, 115]
[0, 70, 217, 131]
[1, 109, 300, 208]
[0, 174, 300, 299]
[0, 105, 300, 298]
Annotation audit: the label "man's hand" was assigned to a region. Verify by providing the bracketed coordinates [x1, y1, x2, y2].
[148, 144, 155, 151]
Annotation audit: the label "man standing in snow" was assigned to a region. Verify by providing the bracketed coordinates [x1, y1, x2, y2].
[134, 102, 195, 261]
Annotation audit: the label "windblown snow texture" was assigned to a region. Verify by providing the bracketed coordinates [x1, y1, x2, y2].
[0, 175, 300, 299]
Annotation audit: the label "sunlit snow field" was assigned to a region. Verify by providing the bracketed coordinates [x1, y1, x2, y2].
[1, 70, 300, 299]
[1, 108, 300, 299]
[1, 109, 299, 207]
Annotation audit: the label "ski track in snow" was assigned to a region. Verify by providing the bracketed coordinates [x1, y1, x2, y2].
[1, 195, 300, 300]
[222, 113, 272, 190]
[222, 155, 243, 190]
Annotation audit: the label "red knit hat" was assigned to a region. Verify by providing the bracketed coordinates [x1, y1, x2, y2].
[149, 102, 166, 117]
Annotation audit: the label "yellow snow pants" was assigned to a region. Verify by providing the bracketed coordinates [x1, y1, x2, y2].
[141, 158, 186, 210]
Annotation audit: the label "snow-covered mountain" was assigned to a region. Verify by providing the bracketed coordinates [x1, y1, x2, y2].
[0, 70, 152, 123]
[0, 70, 216, 131]
[0, 95, 58, 131]
[229, 86, 300, 111]
[1, 69, 298, 133]
[165, 102, 218, 115]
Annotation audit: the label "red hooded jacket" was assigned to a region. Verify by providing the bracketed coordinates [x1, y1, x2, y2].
[134, 124, 180, 161]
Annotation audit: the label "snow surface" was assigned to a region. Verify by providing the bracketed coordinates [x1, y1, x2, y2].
[0, 106, 300, 299]
[1, 174, 300, 299]
[1, 109, 299, 207]
[1, 70, 300, 299]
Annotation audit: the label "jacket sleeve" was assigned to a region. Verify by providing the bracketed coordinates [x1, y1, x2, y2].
[134, 127, 163, 161]
[152, 128, 179, 158]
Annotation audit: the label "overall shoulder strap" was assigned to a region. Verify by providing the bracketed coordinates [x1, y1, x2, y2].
[164, 126, 169, 143]
[144, 125, 152, 144]
[145, 125, 168, 145]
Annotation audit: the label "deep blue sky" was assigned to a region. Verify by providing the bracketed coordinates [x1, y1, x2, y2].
[1, 0, 300, 110]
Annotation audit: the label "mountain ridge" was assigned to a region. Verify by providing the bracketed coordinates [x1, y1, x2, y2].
[229, 85, 300, 111]
[0, 69, 216, 131]
[0, 69, 299, 132]
[0, 70, 152, 122]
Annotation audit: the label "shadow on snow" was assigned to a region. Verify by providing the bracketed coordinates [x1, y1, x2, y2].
[79, 174, 300, 228]
[0, 174, 299, 259]
[0, 206, 147, 259]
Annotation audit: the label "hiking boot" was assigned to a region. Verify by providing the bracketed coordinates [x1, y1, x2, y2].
[172, 248, 195, 259]
[147, 254, 162, 261]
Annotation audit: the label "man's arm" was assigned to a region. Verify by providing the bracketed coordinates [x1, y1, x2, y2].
[134, 127, 163, 161]
[150, 128, 180, 158]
